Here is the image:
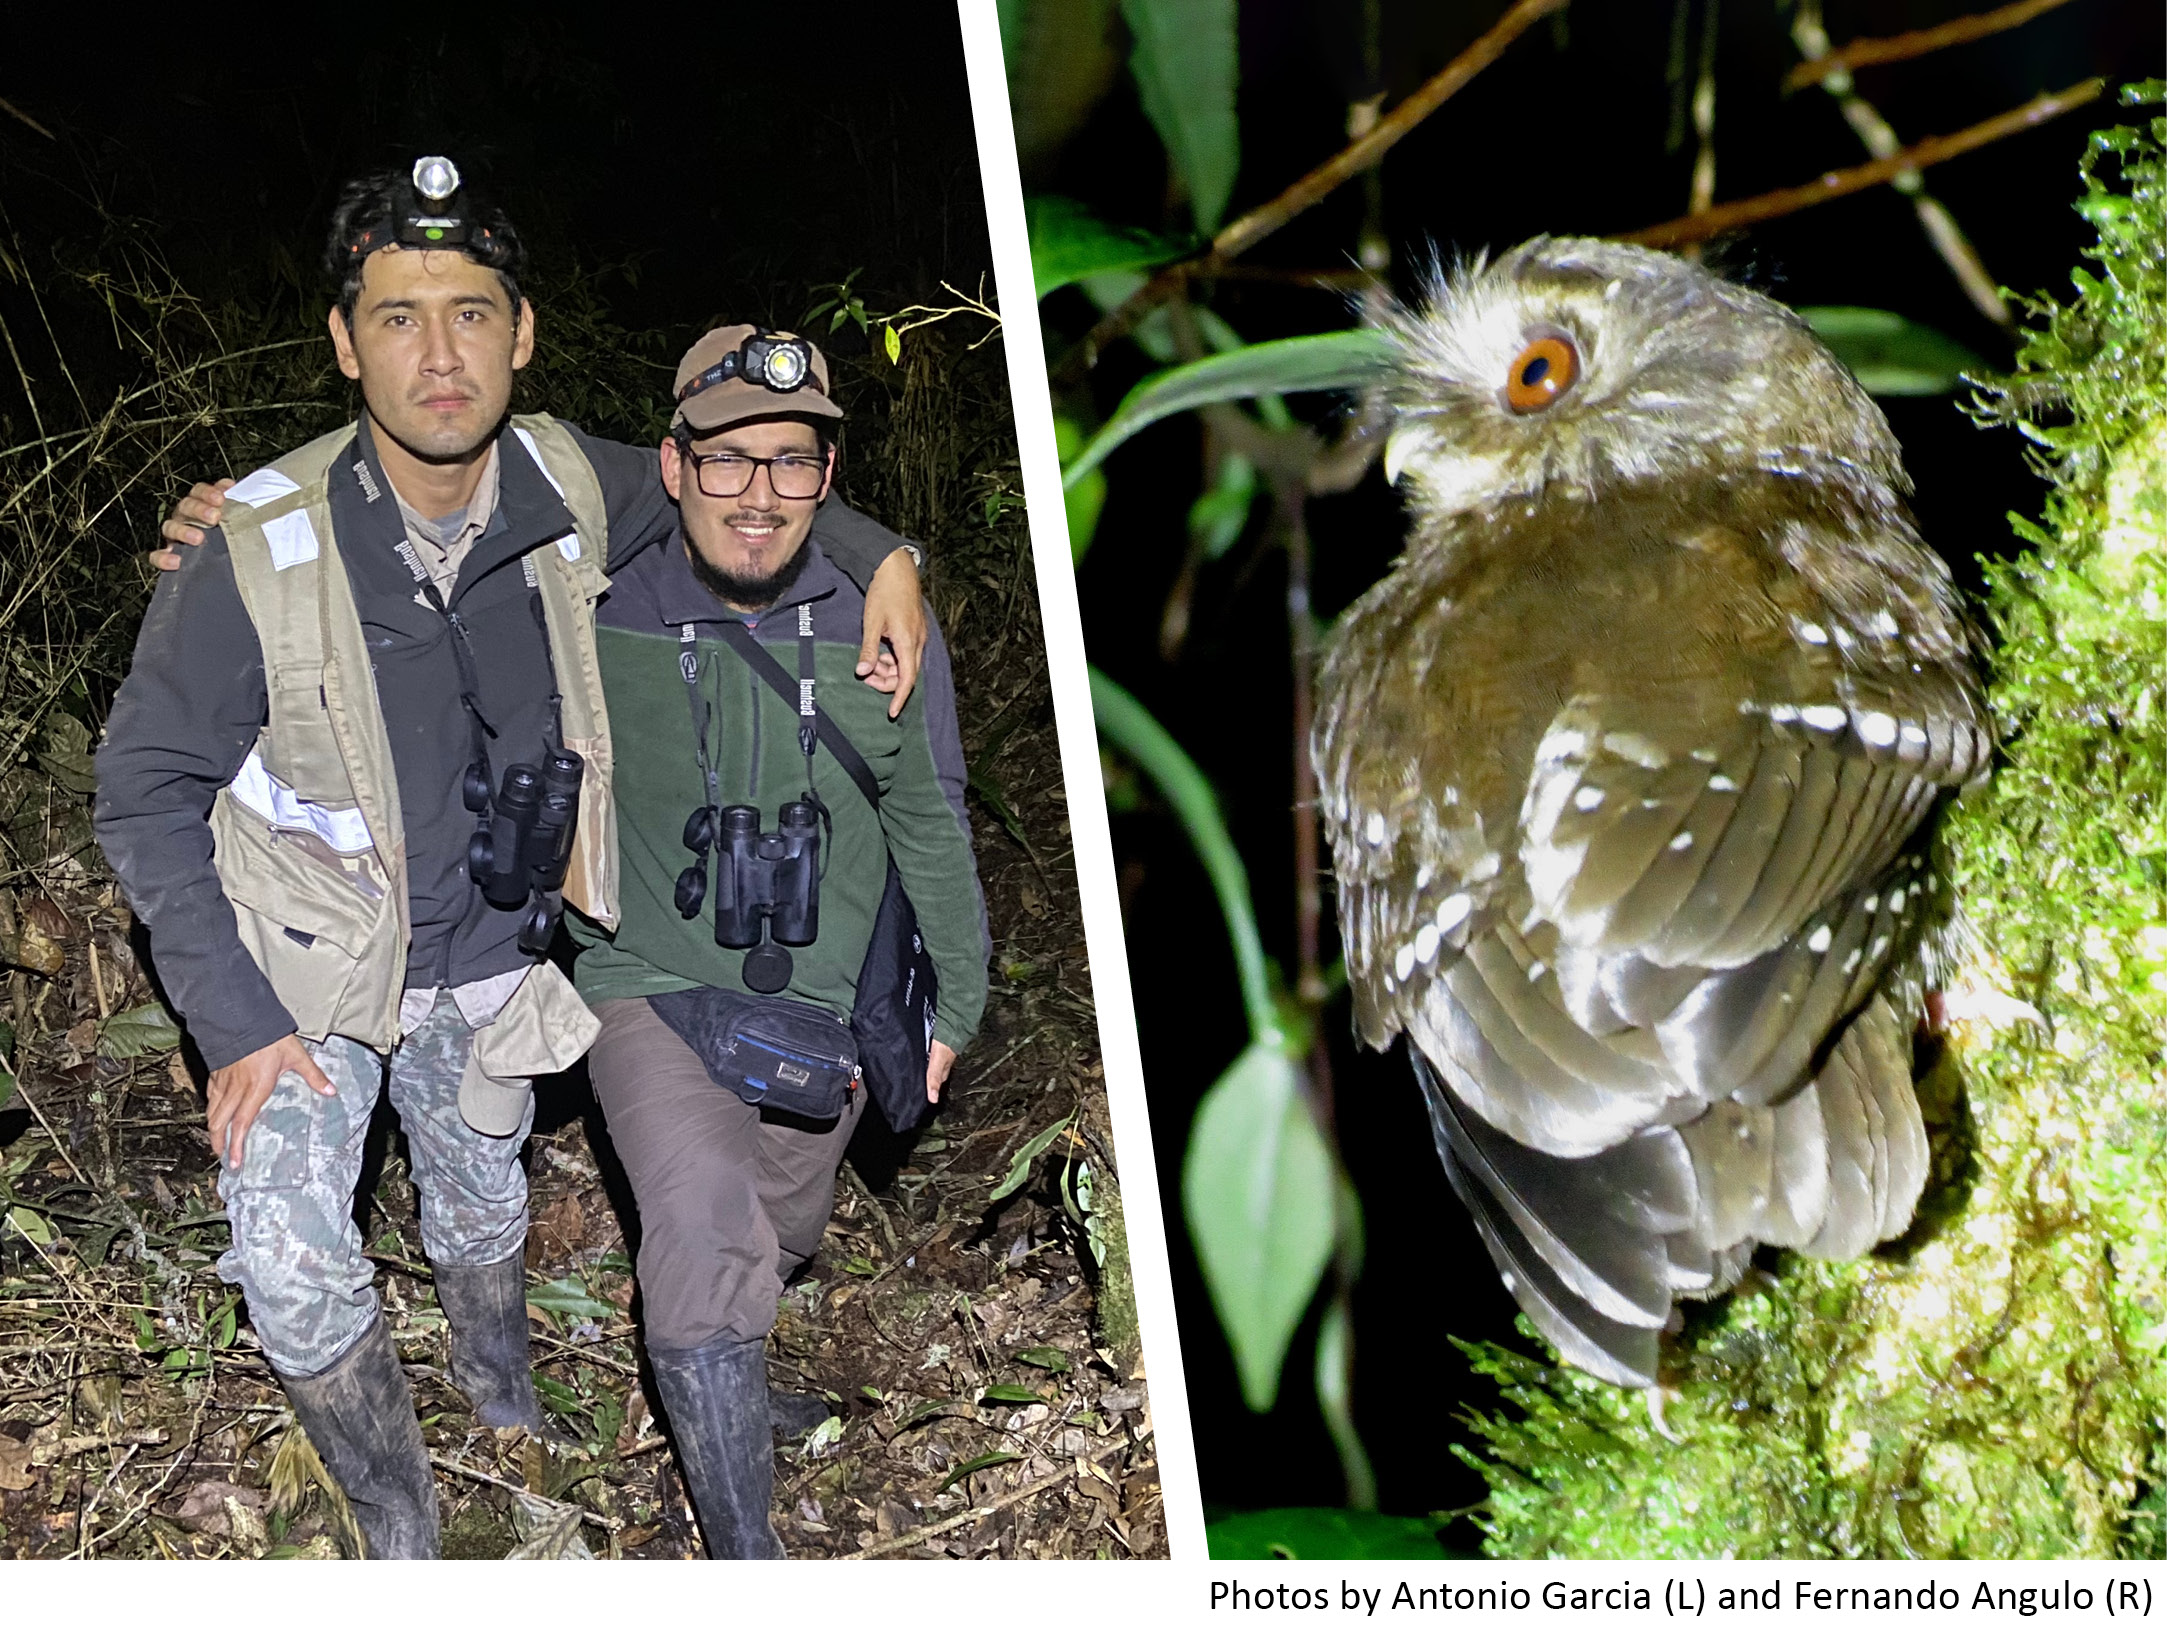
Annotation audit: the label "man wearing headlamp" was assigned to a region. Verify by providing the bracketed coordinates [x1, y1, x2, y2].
[101, 159, 928, 1559]
[563, 322, 988, 1559]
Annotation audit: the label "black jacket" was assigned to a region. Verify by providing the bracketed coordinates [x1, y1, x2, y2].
[94, 417, 895, 1071]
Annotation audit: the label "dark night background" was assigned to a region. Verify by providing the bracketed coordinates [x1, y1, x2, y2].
[1031, 0, 2164, 1538]
[2, 10, 990, 419]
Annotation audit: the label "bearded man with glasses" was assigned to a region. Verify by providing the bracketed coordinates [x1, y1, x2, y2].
[560, 323, 988, 1558]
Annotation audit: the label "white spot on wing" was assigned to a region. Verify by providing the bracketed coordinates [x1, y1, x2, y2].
[1808, 924, 1833, 953]
[1668, 831, 1693, 851]
[1603, 731, 1669, 769]
[1857, 711, 1899, 747]
[1364, 812, 1387, 846]
[1801, 705, 1848, 732]
[1573, 785, 1606, 812]
[1394, 943, 1416, 980]
[1435, 893, 1472, 933]
[1707, 773, 1738, 792]
[1796, 621, 1830, 645]
[1415, 924, 1441, 964]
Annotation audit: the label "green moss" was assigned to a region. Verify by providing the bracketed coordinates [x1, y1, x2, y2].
[1459, 85, 2167, 1561]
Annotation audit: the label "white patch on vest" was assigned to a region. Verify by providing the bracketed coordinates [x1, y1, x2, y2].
[227, 468, 302, 507]
[227, 749, 373, 852]
[522, 553, 541, 589]
[262, 509, 321, 570]
[511, 426, 584, 559]
[514, 427, 565, 495]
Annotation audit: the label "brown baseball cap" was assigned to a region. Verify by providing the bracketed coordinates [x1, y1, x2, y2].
[671, 324, 845, 435]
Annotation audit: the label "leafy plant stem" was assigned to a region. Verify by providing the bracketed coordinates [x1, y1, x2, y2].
[1089, 666, 1279, 1047]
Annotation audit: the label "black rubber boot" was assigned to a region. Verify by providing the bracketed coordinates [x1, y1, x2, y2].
[431, 1253, 547, 1432]
[769, 1387, 831, 1440]
[648, 1337, 786, 1559]
[280, 1312, 440, 1559]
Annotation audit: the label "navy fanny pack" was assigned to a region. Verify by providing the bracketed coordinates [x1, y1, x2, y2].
[649, 986, 858, 1121]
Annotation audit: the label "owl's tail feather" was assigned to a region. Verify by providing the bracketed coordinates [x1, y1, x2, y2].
[1798, 995, 1929, 1259]
[1415, 1050, 1665, 1388]
[1415, 993, 1926, 1387]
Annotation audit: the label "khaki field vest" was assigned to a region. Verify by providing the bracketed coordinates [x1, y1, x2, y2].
[209, 414, 618, 1057]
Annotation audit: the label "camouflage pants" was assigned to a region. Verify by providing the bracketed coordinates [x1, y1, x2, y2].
[216, 993, 534, 1378]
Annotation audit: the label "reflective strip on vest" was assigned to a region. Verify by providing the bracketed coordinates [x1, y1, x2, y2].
[512, 426, 584, 560]
[226, 467, 303, 506]
[227, 748, 375, 853]
[261, 509, 320, 570]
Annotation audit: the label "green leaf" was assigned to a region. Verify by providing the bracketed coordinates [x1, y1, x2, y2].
[97, 1001, 183, 1059]
[35, 713, 97, 796]
[938, 1450, 1023, 1493]
[532, 1373, 584, 1418]
[1063, 329, 1393, 490]
[1183, 1042, 1335, 1411]
[7, 1205, 53, 1248]
[1014, 1346, 1072, 1373]
[988, 1111, 1075, 1203]
[1026, 195, 1187, 300]
[1054, 417, 1107, 562]
[1205, 1507, 1455, 1560]
[883, 324, 902, 365]
[1799, 306, 1991, 396]
[799, 1415, 845, 1456]
[1119, 0, 1239, 233]
[524, 1276, 614, 1320]
[980, 1384, 1041, 1404]
[1188, 451, 1258, 561]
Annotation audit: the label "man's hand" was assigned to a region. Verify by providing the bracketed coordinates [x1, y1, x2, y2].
[150, 478, 234, 571]
[860, 550, 927, 719]
[206, 1033, 336, 1171]
[925, 1039, 957, 1105]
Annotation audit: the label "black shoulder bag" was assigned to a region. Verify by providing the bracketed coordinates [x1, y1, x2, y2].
[710, 619, 940, 1133]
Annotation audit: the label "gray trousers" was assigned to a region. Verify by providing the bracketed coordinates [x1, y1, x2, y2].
[587, 997, 864, 1352]
[216, 994, 534, 1378]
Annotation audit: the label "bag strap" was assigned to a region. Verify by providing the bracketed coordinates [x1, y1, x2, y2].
[711, 618, 882, 813]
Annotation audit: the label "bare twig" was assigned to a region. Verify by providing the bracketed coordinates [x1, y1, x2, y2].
[1060, 0, 1568, 379]
[1620, 79, 2104, 249]
[1784, 0, 2079, 91]
[840, 1438, 1132, 1559]
[428, 1453, 623, 1532]
[1792, 2, 2013, 328]
[0, 96, 56, 141]
[6, 1072, 93, 1189]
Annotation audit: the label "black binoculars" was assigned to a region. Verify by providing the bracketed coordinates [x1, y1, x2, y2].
[467, 744, 584, 952]
[675, 798, 822, 993]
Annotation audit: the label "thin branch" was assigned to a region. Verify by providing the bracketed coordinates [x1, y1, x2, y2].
[840, 1439, 1133, 1559]
[429, 1453, 622, 1532]
[1059, 0, 1569, 381]
[1784, 0, 2080, 91]
[1792, 1, 2013, 328]
[1620, 78, 2103, 250]
[0, 97, 55, 141]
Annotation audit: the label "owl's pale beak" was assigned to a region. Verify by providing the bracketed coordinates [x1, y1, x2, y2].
[1382, 423, 1422, 487]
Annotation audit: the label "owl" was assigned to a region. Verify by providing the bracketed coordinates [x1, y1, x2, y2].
[1313, 237, 1991, 1388]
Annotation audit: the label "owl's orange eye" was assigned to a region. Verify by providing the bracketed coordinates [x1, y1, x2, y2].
[1505, 334, 1579, 413]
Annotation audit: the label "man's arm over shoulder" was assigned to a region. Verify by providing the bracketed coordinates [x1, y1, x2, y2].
[875, 609, 990, 1052]
[93, 531, 295, 1070]
[562, 426, 676, 574]
[812, 498, 919, 593]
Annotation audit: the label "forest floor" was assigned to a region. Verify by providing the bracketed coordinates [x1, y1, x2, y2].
[0, 475, 1162, 1560]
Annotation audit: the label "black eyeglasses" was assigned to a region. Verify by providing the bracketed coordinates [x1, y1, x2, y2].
[682, 450, 828, 501]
